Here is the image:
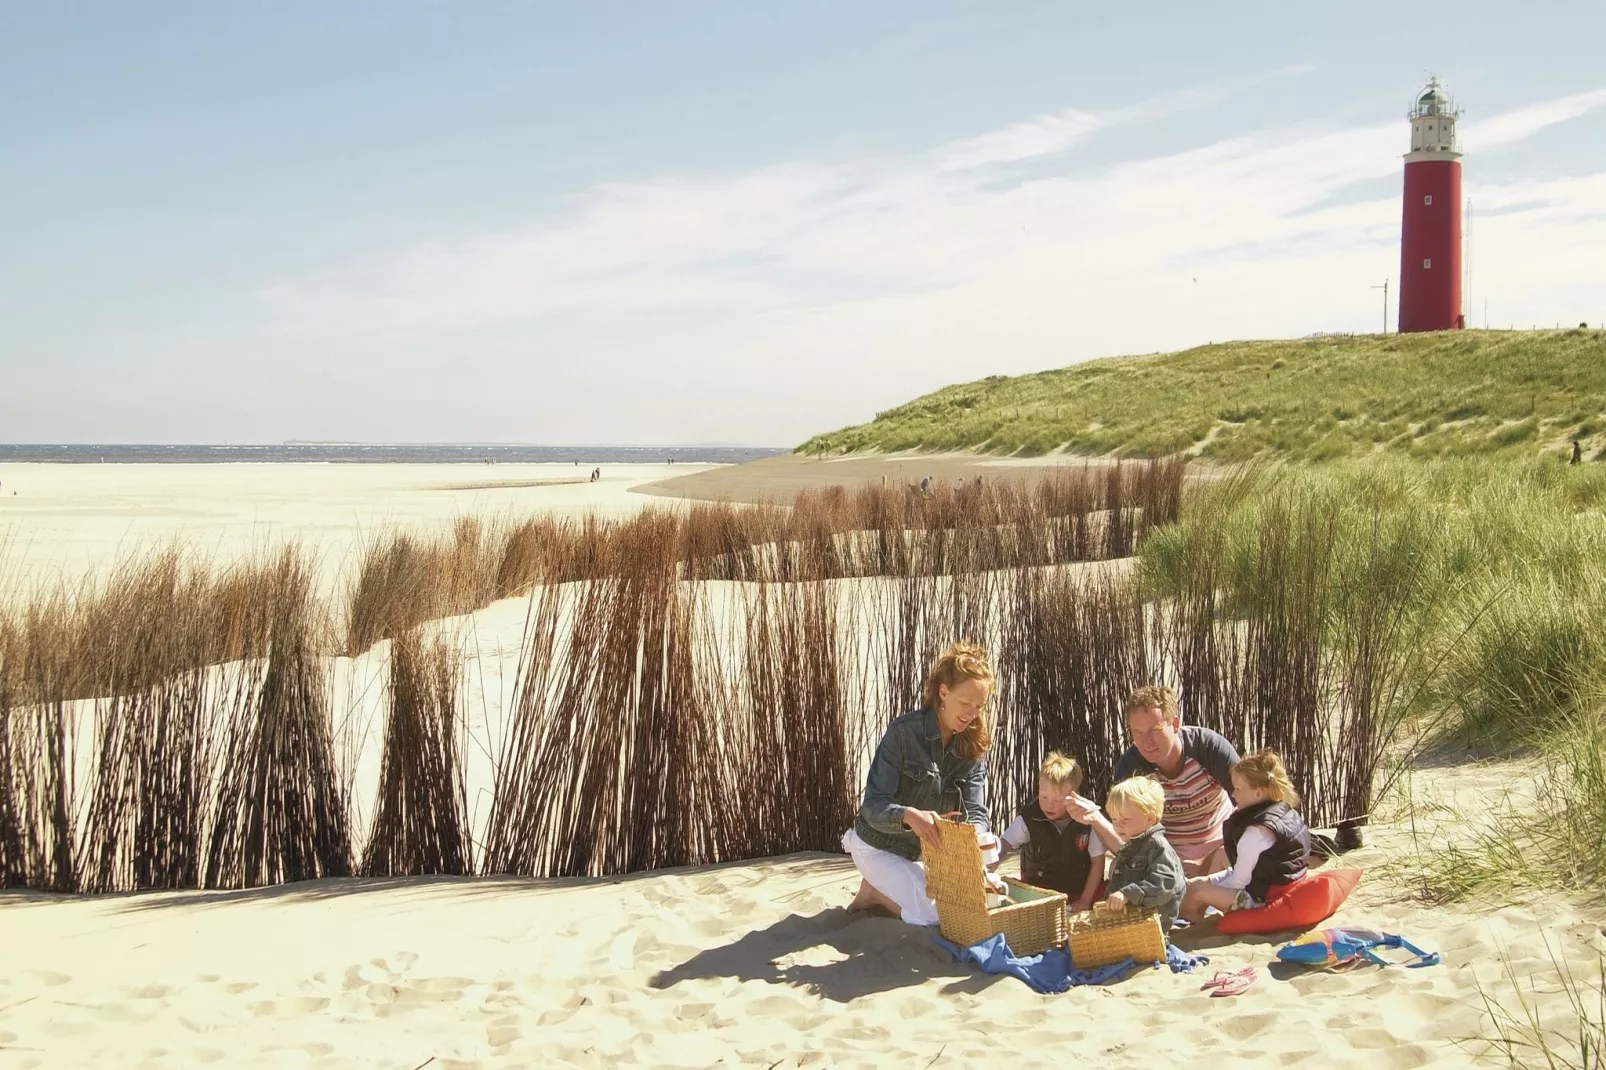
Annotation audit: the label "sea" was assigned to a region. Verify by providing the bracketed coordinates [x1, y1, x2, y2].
[0, 444, 788, 465]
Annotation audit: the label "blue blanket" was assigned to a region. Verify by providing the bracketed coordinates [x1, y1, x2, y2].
[934, 934, 1210, 993]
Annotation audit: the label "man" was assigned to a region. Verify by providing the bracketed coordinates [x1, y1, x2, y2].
[1111, 685, 1239, 878]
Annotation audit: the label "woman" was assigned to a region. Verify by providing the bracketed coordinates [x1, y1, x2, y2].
[843, 641, 995, 925]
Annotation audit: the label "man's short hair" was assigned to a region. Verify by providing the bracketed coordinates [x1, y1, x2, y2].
[1124, 684, 1179, 722]
[1107, 776, 1166, 822]
[1039, 751, 1084, 792]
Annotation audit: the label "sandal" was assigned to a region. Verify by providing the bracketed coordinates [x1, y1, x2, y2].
[1200, 966, 1257, 997]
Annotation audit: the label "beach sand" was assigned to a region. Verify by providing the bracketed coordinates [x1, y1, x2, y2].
[632, 453, 1134, 504]
[1, 781, 1598, 1070]
[0, 462, 711, 597]
[2, 463, 1599, 1067]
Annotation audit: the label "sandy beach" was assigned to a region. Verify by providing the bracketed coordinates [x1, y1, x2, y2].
[1, 767, 1599, 1069]
[0, 460, 1599, 1069]
[633, 453, 1132, 505]
[0, 462, 711, 598]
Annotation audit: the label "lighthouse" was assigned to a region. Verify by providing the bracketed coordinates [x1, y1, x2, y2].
[1398, 77, 1464, 333]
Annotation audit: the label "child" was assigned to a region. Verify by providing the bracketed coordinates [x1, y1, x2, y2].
[997, 752, 1112, 911]
[1180, 748, 1312, 922]
[1101, 776, 1187, 933]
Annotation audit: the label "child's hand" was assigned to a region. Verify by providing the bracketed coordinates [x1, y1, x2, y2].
[1064, 793, 1102, 825]
[1105, 890, 1127, 913]
[1071, 895, 1095, 914]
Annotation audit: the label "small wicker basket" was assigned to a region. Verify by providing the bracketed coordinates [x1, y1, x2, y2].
[1065, 902, 1167, 968]
[922, 818, 1067, 955]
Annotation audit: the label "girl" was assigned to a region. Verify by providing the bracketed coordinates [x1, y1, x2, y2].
[843, 641, 994, 926]
[1180, 749, 1311, 922]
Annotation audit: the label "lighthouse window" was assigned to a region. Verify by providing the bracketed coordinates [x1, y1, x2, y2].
[1423, 258, 1432, 269]
[1424, 195, 1433, 205]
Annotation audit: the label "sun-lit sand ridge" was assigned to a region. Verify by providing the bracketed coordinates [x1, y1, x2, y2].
[0, 459, 1601, 1068]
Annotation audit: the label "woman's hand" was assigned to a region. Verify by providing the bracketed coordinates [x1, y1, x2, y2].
[902, 808, 943, 851]
[1064, 793, 1102, 825]
[1105, 890, 1127, 913]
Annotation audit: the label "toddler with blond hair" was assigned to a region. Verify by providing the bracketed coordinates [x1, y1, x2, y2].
[1101, 775, 1187, 933]
[996, 751, 1113, 911]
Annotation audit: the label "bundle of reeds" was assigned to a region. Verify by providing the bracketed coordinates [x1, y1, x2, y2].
[205, 549, 352, 888]
[361, 629, 469, 877]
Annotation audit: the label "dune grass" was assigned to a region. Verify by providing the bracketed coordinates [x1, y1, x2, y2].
[800, 329, 1606, 462]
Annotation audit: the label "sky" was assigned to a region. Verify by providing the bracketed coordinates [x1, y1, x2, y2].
[3, 2, 1604, 447]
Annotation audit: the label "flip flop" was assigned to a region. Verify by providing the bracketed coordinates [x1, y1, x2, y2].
[1200, 966, 1257, 996]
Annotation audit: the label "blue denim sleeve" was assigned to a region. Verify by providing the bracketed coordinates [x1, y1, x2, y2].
[957, 756, 991, 833]
[859, 724, 910, 835]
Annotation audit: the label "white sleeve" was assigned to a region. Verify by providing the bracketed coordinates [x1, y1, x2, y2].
[1088, 829, 1106, 857]
[1210, 826, 1275, 890]
[1000, 814, 1031, 849]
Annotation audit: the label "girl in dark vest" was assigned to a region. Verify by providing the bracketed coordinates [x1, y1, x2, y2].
[996, 751, 1111, 911]
[1179, 749, 1311, 922]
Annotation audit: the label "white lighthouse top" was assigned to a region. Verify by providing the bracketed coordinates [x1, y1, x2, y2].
[1406, 76, 1461, 160]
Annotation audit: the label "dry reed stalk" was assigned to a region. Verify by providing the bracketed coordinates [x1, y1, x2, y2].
[739, 580, 855, 857]
[0, 621, 29, 887]
[205, 548, 352, 888]
[361, 629, 470, 877]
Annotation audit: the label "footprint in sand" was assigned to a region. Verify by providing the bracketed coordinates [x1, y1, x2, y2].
[18, 970, 69, 988]
[1218, 1011, 1276, 1041]
[125, 985, 172, 1000]
[485, 1014, 522, 1048]
[247, 998, 328, 1018]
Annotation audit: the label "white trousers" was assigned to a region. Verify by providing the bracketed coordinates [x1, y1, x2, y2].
[842, 827, 940, 927]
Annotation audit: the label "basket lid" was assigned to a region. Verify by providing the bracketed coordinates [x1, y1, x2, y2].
[921, 818, 988, 912]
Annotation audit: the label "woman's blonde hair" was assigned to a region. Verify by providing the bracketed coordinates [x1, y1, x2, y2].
[1234, 749, 1301, 808]
[923, 640, 994, 761]
[1107, 776, 1166, 822]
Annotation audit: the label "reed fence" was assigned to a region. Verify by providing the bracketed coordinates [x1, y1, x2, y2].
[0, 457, 1425, 893]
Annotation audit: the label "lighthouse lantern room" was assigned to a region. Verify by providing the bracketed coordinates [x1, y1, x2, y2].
[1398, 77, 1464, 333]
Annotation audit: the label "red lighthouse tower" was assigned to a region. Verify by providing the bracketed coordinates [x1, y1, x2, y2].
[1398, 77, 1464, 333]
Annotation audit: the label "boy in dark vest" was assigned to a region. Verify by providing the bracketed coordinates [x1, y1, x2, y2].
[1180, 748, 1312, 921]
[997, 752, 1112, 912]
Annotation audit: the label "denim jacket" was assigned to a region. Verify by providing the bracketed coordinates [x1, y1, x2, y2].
[852, 707, 990, 861]
[1106, 825, 1186, 933]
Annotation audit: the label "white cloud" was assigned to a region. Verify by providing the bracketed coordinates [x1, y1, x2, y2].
[257, 83, 1606, 442]
[934, 108, 1100, 171]
[1465, 88, 1606, 150]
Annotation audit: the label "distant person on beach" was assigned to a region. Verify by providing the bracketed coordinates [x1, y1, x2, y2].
[1179, 749, 1311, 923]
[1573, 440, 1585, 466]
[844, 642, 994, 925]
[1111, 685, 1240, 878]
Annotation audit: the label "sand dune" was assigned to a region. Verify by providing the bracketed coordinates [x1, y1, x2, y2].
[2, 796, 1601, 1069]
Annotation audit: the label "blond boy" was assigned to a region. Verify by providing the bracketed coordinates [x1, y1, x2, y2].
[1102, 776, 1187, 933]
[997, 752, 1114, 911]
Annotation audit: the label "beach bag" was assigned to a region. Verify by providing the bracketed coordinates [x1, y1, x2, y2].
[1276, 927, 1440, 969]
[1215, 869, 1363, 935]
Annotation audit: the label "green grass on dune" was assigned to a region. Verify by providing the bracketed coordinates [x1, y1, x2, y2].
[1141, 456, 1606, 911]
[800, 329, 1606, 462]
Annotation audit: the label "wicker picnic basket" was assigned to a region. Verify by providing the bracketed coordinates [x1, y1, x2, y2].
[922, 818, 1067, 955]
[1065, 902, 1167, 968]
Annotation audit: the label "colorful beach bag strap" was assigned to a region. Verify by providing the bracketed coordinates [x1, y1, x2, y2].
[1375, 933, 1442, 969]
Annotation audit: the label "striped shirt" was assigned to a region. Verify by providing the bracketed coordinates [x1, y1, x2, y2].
[1157, 756, 1233, 846]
